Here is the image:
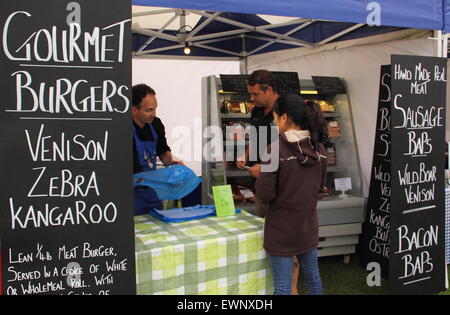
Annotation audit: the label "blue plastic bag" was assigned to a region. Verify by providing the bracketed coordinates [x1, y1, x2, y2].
[133, 165, 202, 201]
[150, 205, 215, 223]
[150, 205, 242, 223]
[134, 186, 163, 216]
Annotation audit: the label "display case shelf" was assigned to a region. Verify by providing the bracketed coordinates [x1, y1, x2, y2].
[327, 166, 348, 173]
[324, 112, 340, 118]
[220, 114, 251, 119]
[212, 168, 249, 178]
[329, 137, 345, 144]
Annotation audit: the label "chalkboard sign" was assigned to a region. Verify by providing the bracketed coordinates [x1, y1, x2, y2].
[272, 72, 301, 94]
[220, 72, 300, 94]
[312, 76, 347, 94]
[360, 65, 391, 278]
[389, 55, 446, 294]
[0, 0, 135, 295]
[220, 75, 249, 93]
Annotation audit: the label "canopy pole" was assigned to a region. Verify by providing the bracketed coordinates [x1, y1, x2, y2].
[240, 57, 248, 75]
[240, 34, 248, 75]
[432, 31, 448, 58]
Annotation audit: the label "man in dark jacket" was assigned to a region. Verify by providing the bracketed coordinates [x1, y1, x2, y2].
[236, 70, 279, 218]
[237, 70, 279, 168]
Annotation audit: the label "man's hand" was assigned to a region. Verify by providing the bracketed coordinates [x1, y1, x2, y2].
[236, 154, 248, 169]
[160, 151, 184, 166]
[172, 159, 185, 166]
[248, 164, 261, 179]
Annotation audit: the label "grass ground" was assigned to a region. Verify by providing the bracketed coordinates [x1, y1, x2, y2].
[296, 255, 450, 295]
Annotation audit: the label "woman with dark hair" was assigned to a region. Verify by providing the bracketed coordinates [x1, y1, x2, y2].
[251, 94, 328, 295]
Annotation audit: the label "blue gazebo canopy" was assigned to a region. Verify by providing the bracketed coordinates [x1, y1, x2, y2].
[132, 1, 448, 57]
[133, 0, 446, 31]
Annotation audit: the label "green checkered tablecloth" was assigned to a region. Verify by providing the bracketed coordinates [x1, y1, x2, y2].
[134, 211, 272, 295]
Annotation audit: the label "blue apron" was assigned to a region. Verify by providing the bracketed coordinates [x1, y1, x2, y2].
[133, 123, 163, 215]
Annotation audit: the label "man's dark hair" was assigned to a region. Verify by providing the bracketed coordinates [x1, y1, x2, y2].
[132, 84, 156, 108]
[247, 70, 279, 93]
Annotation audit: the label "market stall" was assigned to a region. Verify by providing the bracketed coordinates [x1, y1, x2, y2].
[1, 0, 449, 296]
[130, 1, 450, 295]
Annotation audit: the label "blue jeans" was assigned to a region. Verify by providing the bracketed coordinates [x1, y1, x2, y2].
[269, 249, 323, 295]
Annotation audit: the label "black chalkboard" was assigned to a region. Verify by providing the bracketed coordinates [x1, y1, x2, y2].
[220, 72, 300, 94]
[272, 71, 301, 94]
[389, 55, 446, 294]
[360, 65, 391, 279]
[220, 75, 249, 93]
[312, 76, 347, 94]
[0, 0, 135, 295]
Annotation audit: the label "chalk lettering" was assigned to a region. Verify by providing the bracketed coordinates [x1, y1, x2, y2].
[378, 108, 390, 131]
[380, 182, 391, 197]
[369, 238, 389, 258]
[20, 280, 65, 294]
[396, 225, 439, 254]
[94, 274, 113, 286]
[2, 11, 129, 63]
[393, 95, 443, 129]
[375, 226, 389, 242]
[380, 73, 391, 102]
[378, 133, 391, 157]
[399, 251, 433, 279]
[404, 184, 435, 204]
[434, 65, 446, 82]
[414, 63, 431, 81]
[27, 167, 100, 198]
[405, 131, 432, 156]
[69, 278, 88, 288]
[394, 64, 412, 80]
[8, 249, 33, 264]
[105, 259, 127, 272]
[410, 80, 429, 95]
[8, 71, 129, 114]
[398, 163, 437, 186]
[26, 125, 108, 162]
[82, 243, 115, 258]
[374, 164, 390, 182]
[369, 209, 390, 230]
[58, 245, 79, 260]
[8, 267, 41, 282]
[9, 198, 118, 229]
[379, 197, 390, 213]
[61, 265, 83, 277]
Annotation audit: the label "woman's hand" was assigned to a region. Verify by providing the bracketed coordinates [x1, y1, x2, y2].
[248, 164, 261, 179]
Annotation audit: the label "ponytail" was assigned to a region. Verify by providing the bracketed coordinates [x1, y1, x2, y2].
[303, 100, 330, 150]
[274, 94, 329, 150]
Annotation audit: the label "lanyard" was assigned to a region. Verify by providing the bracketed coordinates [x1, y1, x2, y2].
[133, 123, 159, 170]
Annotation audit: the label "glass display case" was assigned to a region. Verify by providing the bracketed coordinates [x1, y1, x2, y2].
[201, 75, 364, 258]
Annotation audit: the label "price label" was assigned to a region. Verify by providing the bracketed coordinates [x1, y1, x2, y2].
[212, 185, 236, 217]
[334, 177, 352, 191]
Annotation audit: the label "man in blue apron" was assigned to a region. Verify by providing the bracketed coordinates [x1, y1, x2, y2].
[132, 84, 184, 215]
